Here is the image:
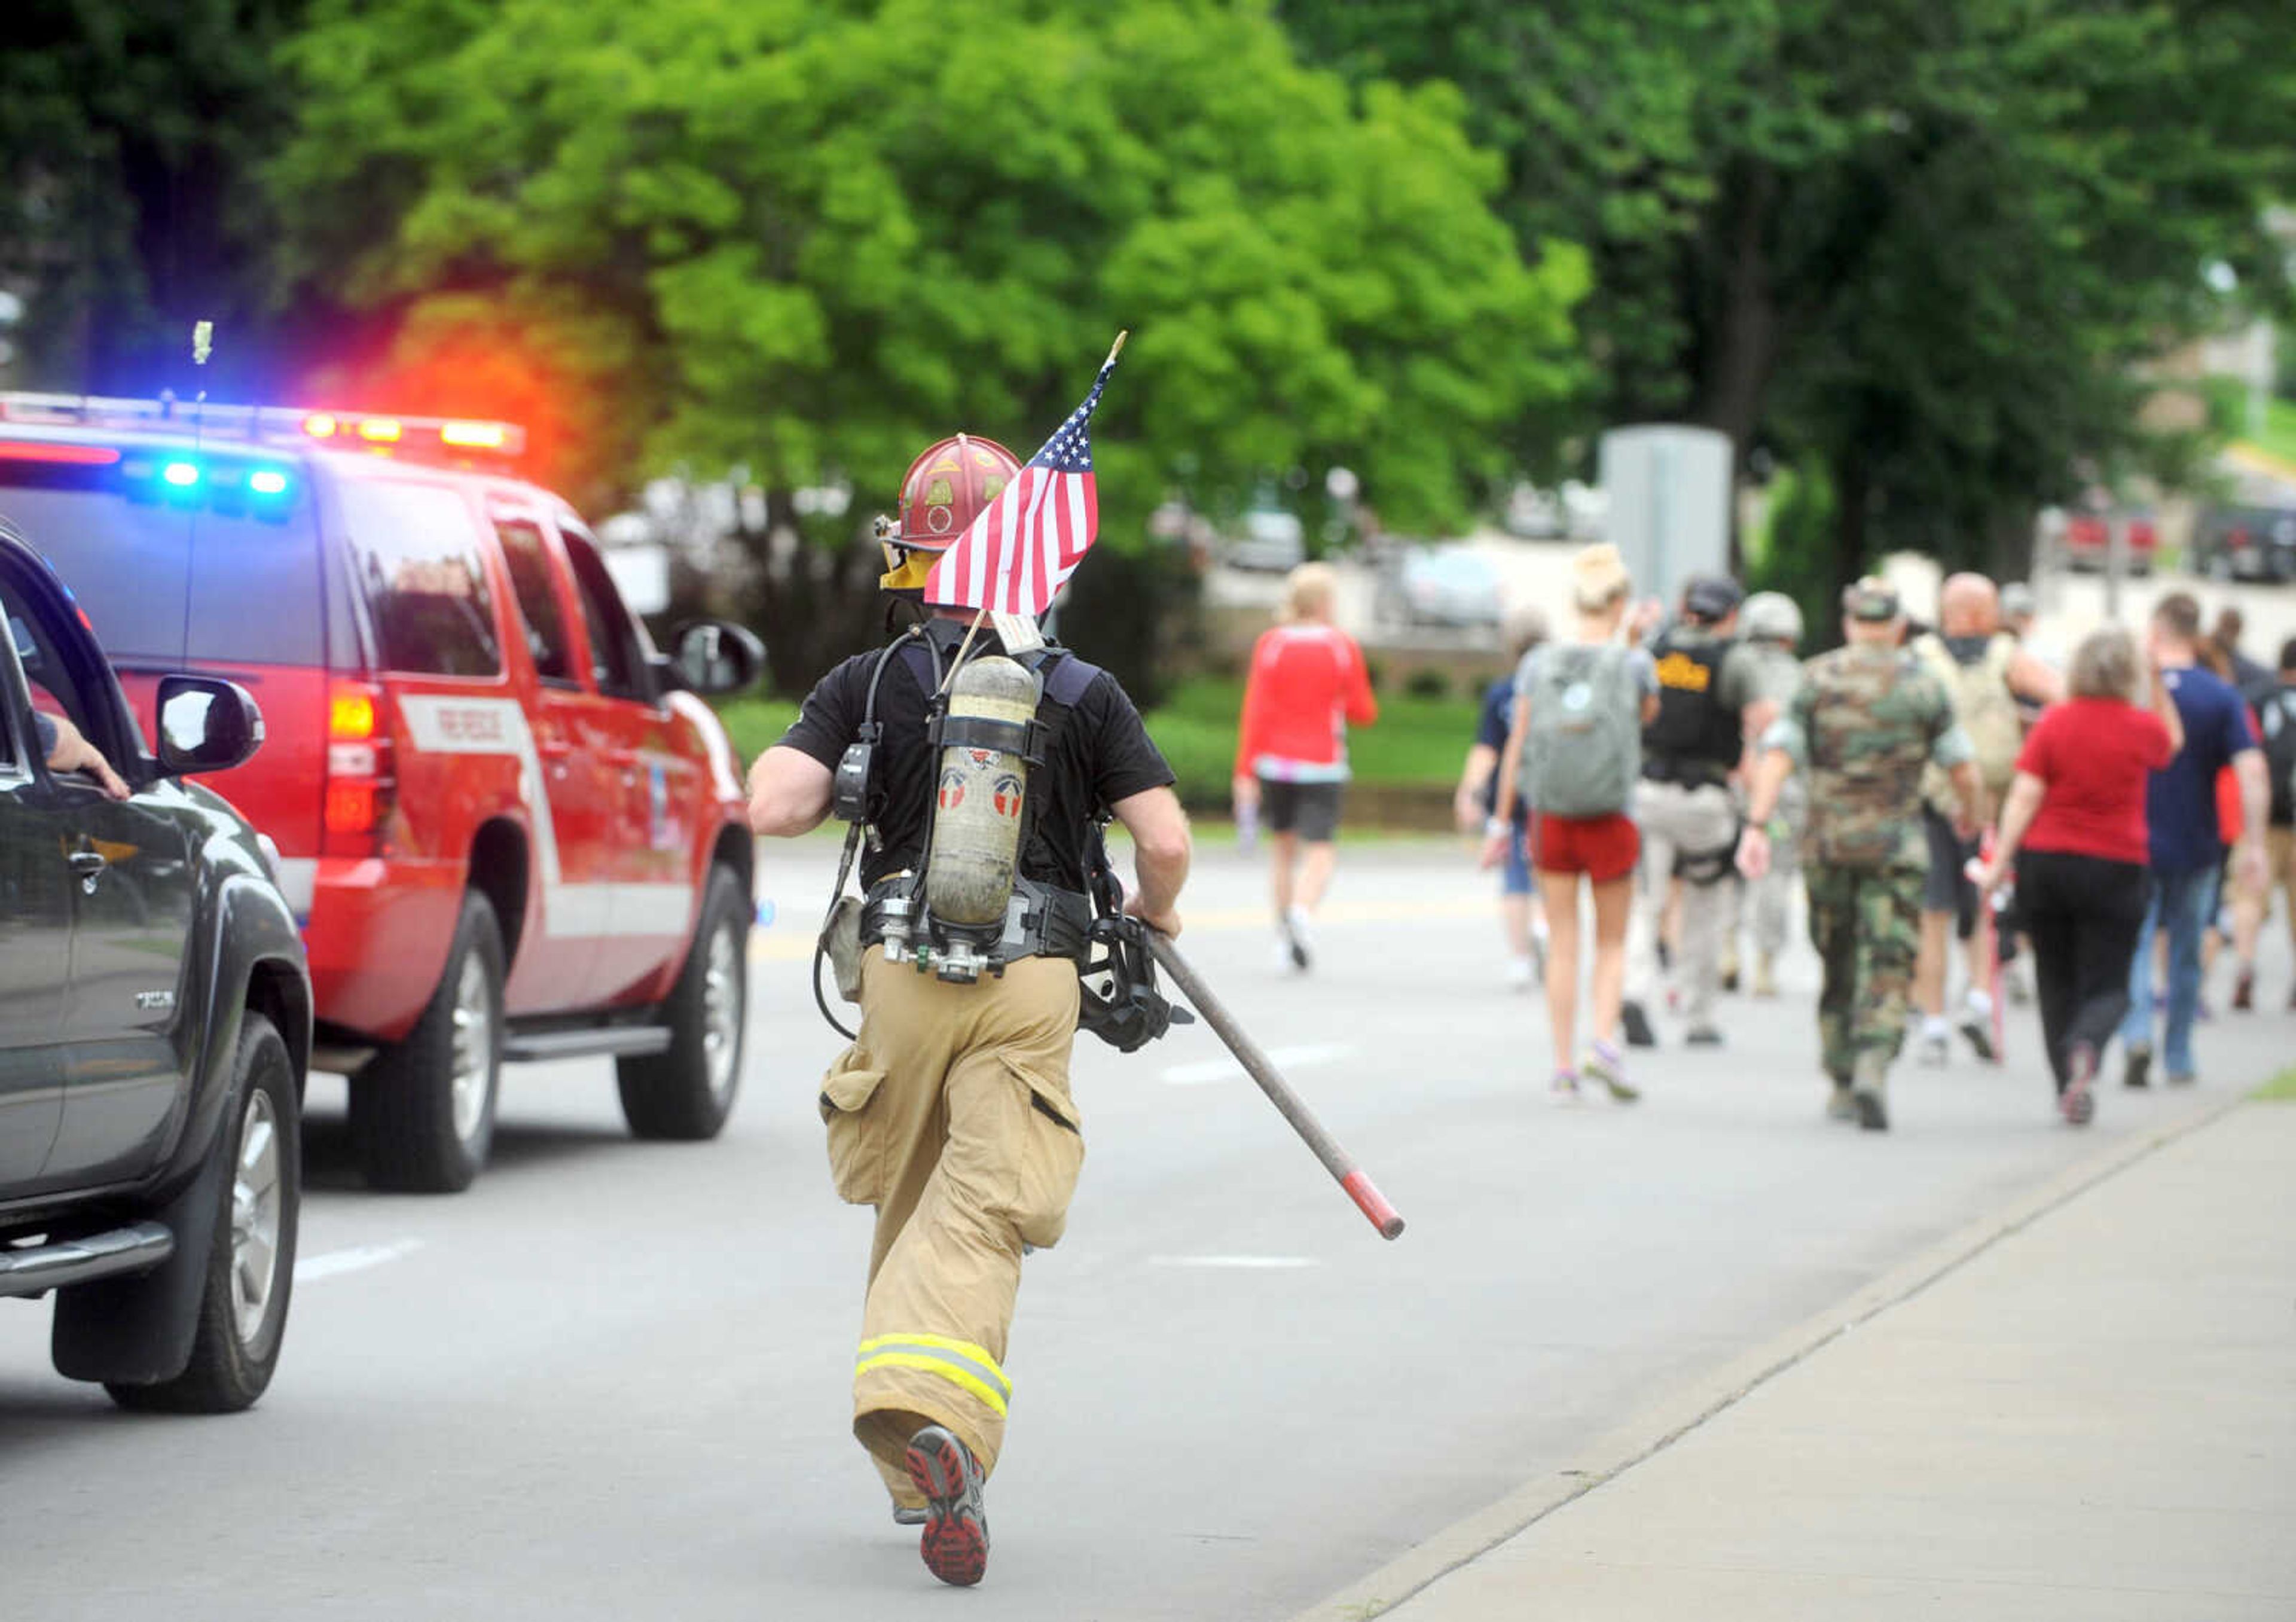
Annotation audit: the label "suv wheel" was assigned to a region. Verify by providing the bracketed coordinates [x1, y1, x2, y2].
[618, 864, 749, 1140]
[106, 1011, 300, 1413]
[352, 889, 505, 1192]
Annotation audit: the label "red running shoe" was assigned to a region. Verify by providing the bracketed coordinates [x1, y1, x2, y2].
[905, 1425, 990, 1587]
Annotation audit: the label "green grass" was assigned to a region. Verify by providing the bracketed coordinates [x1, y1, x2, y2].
[2252, 1067, 2296, 1103]
[2251, 395, 2296, 467]
[715, 675, 1482, 810]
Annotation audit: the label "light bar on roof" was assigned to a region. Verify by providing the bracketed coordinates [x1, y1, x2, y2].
[441, 420, 508, 449]
[0, 392, 526, 464]
[0, 441, 121, 465]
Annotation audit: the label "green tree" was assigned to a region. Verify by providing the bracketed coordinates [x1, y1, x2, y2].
[269, 0, 1587, 695]
[1286, 0, 2296, 596]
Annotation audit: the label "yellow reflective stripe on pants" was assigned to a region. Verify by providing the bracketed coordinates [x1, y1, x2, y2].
[855, 1334, 1012, 1416]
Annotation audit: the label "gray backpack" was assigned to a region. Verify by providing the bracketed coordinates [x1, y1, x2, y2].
[1518, 643, 1642, 817]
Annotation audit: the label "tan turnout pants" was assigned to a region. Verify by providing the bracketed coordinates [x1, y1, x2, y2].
[819, 946, 1084, 1506]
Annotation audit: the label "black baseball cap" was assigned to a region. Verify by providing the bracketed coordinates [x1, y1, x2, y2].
[1683, 575, 1744, 621]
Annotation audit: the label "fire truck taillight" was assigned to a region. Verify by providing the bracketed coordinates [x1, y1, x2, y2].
[323, 682, 395, 857]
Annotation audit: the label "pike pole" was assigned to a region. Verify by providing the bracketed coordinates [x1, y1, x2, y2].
[1146, 934, 1406, 1240]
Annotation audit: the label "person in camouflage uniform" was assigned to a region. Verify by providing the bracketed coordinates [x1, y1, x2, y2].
[1736, 579, 1983, 1130]
[1732, 592, 1809, 998]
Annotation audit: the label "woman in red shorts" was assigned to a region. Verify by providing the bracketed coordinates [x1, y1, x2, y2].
[1975, 624, 2182, 1124]
[1485, 544, 1659, 1100]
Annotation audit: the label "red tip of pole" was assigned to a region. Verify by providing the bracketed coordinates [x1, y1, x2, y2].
[1341, 1169, 1405, 1240]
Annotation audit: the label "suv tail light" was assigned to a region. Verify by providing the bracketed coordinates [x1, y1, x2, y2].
[323, 682, 396, 857]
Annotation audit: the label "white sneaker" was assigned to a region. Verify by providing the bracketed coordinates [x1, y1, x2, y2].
[1504, 955, 1537, 991]
[1283, 905, 1314, 971]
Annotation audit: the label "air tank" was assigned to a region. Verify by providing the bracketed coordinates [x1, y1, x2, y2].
[924, 655, 1037, 927]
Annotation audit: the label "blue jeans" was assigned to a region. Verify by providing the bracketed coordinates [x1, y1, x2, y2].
[2120, 865, 2212, 1076]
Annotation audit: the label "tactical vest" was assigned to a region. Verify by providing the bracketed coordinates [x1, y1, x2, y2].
[1915, 632, 2022, 809]
[1644, 630, 1741, 782]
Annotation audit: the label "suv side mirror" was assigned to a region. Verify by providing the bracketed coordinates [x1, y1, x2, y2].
[665, 620, 765, 697]
[157, 675, 265, 776]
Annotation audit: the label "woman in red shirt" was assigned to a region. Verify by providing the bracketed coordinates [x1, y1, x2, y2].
[1232, 563, 1378, 972]
[1977, 626, 2182, 1124]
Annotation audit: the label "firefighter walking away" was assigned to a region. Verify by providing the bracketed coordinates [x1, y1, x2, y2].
[746, 404, 1192, 1586]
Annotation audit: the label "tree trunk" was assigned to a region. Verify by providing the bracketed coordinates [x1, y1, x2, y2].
[1830, 447, 1871, 612]
[745, 492, 893, 696]
[1694, 163, 1782, 574]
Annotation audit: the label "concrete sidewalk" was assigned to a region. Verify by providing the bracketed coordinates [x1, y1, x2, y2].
[1308, 1091, 2296, 1620]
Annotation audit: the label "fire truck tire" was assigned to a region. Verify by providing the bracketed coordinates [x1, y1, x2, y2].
[351, 890, 505, 1193]
[618, 864, 749, 1141]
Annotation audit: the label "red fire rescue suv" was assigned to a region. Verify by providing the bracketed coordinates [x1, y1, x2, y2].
[0, 394, 766, 1193]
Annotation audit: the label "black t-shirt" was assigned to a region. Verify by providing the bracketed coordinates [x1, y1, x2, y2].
[778, 629, 1174, 894]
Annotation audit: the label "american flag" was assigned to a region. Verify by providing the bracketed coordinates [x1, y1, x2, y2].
[927, 333, 1125, 617]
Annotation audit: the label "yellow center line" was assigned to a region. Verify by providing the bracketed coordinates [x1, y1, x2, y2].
[747, 895, 1494, 961]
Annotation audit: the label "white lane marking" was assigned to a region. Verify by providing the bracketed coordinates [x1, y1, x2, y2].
[293, 1238, 424, 1283]
[1150, 1255, 1321, 1270]
[1158, 1042, 1355, 1087]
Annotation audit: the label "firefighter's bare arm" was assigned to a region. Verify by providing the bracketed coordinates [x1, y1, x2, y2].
[746, 745, 835, 837]
[1112, 783, 1190, 937]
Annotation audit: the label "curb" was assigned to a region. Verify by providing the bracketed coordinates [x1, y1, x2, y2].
[1285, 1083, 2255, 1622]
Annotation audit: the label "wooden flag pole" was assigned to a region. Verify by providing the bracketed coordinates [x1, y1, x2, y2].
[1146, 932, 1406, 1240]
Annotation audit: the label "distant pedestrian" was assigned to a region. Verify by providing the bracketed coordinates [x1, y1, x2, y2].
[1909, 574, 2062, 1066]
[1485, 544, 1659, 1102]
[1232, 563, 1378, 974]
[1621, 575, 1768, 1049]
[2210, 607, 2276, 709]
[1739, 578, 1983, 1132]
[2250, 638, 2296, 1009]
[1455, 603, 1551, 990]
[1973, 626, 2181, 1125]
[1732, 591, 1809, 999]
[2118, 594, 2267, 1089]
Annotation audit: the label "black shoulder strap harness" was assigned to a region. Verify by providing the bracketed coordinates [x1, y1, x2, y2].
[810, 622, 1188, 1051]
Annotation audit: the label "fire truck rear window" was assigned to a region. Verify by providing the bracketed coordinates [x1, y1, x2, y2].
[338, 479, 503, 678]
[0, 472, 323, 666]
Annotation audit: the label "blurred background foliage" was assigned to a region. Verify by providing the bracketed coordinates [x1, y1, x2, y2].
[4, 0, 2293, 698]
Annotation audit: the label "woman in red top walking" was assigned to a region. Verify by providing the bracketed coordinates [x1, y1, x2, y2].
[1976, 626, 2182, 1124]
[1233, 563, 1378, 972]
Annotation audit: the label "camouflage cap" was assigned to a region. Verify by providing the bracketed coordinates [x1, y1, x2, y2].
[1842, 575, 1901, 621]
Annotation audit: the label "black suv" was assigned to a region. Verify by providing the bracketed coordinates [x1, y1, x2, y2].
[0, 519, 310, 1411]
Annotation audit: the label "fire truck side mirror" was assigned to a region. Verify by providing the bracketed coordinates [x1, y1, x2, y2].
[664, 619, 765, 698]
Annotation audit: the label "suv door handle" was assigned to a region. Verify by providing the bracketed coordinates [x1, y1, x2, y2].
[68, 849, 108, 893]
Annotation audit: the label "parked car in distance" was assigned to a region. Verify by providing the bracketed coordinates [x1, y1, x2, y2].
[1503, 484, 1566, 539]
[1376, 542, 1504, 630]
[0, 393, 765, 1196]
[2059, 508, 2157, 575]
[2191, 503, 2296, 583]
[0, 519, 309, 1411]
[1223, 507, 1307, 572]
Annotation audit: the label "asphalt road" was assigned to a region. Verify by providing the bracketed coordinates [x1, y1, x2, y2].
[1, 841, 2272, 1621]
